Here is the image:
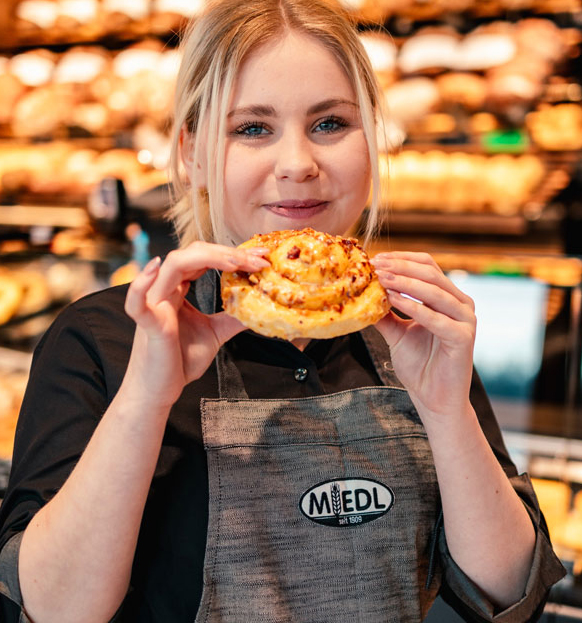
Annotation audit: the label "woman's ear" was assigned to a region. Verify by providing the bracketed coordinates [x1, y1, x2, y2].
[179, 125, 207, 188]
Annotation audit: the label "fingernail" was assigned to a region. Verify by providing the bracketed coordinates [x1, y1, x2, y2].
[376, 269, 395, 281]
[144, 256, 161, 274]
[247, 247, 270, 256]
[372, 258, 393, 270]
[249, 256, 270, 269]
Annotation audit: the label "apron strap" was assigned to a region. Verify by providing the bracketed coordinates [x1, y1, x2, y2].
[194, 269, 220, 316]
[193, 269, 250, 399]
[360, 326, 405, 389]
[216, 346, 249, 399]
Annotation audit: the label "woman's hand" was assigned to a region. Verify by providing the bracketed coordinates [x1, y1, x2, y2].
[20, 241, 272, 623]
[123, 241, 270, 410]
[371, 251, 539, 608]
[371, 251, 476, 423]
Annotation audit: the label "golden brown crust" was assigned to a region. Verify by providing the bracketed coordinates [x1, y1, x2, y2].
[221, 228, 390, 340]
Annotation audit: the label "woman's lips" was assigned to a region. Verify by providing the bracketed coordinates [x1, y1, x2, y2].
[263, 200, 329, 218]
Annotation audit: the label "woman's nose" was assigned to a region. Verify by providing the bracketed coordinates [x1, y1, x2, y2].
[274, 132, 319, 182]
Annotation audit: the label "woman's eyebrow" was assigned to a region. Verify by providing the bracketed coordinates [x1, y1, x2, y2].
[307, 98, 358, 115]
[228, 104, 275, 118]
[227, 99, 358, 119]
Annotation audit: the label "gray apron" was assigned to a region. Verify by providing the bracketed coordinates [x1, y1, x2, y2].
[194, 273, 441, 623]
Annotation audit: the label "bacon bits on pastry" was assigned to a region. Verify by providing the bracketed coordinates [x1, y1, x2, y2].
[221, 228, 390, 340]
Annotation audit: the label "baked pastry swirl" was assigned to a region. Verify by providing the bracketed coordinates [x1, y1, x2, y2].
[221, 228, 390, 340]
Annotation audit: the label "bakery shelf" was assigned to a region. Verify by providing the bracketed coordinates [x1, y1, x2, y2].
[384, 210, 528, 235]
[0, 205, 89, 228]
[1, 3, 581, 52]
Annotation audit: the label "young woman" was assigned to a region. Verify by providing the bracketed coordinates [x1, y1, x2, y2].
[0, 0, 565, 621]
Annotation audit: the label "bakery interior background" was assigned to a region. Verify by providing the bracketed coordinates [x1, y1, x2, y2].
[0, 0, 582, 618]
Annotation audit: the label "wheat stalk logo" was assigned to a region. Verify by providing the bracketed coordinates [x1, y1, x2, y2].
[331, 483, 342, 517]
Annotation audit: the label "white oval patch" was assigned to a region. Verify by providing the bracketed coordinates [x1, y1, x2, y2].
[299, 478, 394, 527]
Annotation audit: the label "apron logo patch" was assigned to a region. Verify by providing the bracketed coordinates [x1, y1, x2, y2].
[299, 478, 394, 527]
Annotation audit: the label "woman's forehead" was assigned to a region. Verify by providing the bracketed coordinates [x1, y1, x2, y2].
[230, 32, 356, 108]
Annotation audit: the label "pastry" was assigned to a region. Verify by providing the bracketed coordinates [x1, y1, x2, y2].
[455, 31, 516, 71]
[398, 31, 460, 74]
[399, 0, 469, 20]
[0, 70, 26, 126]
[53, 46, 109, 86]
[470, 0, 503, 16]
[101, 0, 150, 36]
[0, 273, 23, 325]
[0, 371, 28, 460]
[54, 0, 101, 41]
[13, 0, 58, 43]
[383, 77, 440, 123]
[527, 103, 582, 151]
[12, 270, 52, 317]
[221, 228, 390, 340]
[150, 0, 206, 33]
[110, 261, 140, 286]
[435, 72, 487, 110]
[9, 49, 56, 87]
[11, 84, 76, 137]
[515, 18, 566, 65]
[358, 32, 398, 89]
[336, 0, 406, 23]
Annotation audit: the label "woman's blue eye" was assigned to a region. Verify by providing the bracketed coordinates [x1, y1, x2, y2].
[315, 117, 347, 133]
[236, 122, 268, 136]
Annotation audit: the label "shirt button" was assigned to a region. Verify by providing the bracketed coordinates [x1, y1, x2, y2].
[294, 367, 309, 382]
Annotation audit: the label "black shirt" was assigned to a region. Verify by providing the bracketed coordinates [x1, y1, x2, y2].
[0, 284, 559, 622]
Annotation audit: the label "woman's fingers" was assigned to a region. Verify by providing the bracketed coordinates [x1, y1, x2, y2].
[374, 309, 408, 347]
[371, 252, 476, 346]
[125, 240, 270, 326]
[382, 287, 475, 347]
[372, 252, 471, 302]
[209, 311, 247, 346]
[124, 256, 162, 330]
[375, 270, 471, 325]
[371, 252, 474, 321]
[148, 241, 270, 306]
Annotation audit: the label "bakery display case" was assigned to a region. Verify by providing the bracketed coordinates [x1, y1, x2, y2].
[359, 8, 582, 244]
[0, 0, 580, 226]
[0, 1, 581, 618]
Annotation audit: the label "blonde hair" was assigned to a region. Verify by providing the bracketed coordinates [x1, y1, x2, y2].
[169, 0, 385, 247]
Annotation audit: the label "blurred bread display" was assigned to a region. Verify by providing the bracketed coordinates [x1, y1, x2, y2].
[381, 151, 546, 215]
[0, 0, 578, 217]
